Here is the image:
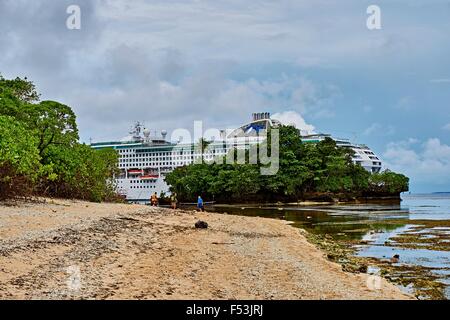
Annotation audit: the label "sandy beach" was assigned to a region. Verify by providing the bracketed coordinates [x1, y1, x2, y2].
[0, 198, 411, 300]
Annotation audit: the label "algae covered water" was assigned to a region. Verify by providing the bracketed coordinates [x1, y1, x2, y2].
[209, 193, 450, 299]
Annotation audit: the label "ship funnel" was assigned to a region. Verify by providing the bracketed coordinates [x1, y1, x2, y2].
[252, 112, 271, 121]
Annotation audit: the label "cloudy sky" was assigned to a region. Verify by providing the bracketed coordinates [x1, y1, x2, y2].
[1, 0, 449, 192]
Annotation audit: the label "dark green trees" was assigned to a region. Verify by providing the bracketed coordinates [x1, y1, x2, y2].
[368, 170, 409, 194]
[165, 126, 409, 202]
[0, 116, 41, 199]
[0, 75, 119, 202]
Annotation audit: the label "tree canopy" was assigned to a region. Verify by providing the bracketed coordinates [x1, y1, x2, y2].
[0, 75, 40, 103]
[0, 75, 119, 202]
[165, 125, 409, 202]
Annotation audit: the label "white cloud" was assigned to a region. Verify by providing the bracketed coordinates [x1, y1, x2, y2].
[394, 96, 415, 110]
[94, 0, 436, 67]
[0, 0, 448, 152]
[61, 45, 334, 142]
[289, 79, 341, 119]
[272, 111, 315, 134]
[430, 78, 450, 83]
[364, 123, 381, 136]
[423, 138, 450, 162]
[442, 123, 450, 131]
[383, 138, 450, 186]
[363, 123, 395, 136]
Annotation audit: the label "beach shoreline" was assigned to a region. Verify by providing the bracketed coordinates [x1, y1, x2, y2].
[0, 198, 411, 300]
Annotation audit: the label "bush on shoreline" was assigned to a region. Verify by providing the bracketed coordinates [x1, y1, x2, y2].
[0, 116, 41, 200]
[165, 126, 409, 203]
[0, 74, 119, 202]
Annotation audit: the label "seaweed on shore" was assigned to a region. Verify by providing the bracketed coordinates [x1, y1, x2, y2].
[380, 220, 450, 251]
[300, 229, 448, 300]
[300, 230, 368, 273]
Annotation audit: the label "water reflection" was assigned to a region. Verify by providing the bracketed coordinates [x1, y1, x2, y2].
[209, 203, 409, 240]
[208, 193, 450, 299]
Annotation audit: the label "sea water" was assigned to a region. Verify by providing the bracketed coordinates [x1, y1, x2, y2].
[210, 193, 450, 299]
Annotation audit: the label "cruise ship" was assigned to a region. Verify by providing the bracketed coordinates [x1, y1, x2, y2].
[91, 113, 382, 203]
[301, 134, 382, 173]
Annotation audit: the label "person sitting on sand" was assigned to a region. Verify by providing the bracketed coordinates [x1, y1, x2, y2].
[150, 192, 158, 206]
[197, 196, 204, 212]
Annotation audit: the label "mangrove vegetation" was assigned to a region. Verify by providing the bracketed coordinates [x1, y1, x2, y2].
[165, 125, 409, 203]
[0, 75, 119, 202]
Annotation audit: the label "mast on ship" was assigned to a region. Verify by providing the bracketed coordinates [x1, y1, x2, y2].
[129, 121, 144, 142]
[129, 121, 168, 144]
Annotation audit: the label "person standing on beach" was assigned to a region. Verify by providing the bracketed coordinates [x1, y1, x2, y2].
[170, 193, 178, 209]
[197, 196, 204, 212]
[150, 192, 158, 206]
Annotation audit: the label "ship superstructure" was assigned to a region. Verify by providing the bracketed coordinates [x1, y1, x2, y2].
[91, 113, 382, 203]
[301, 133, 382, 173]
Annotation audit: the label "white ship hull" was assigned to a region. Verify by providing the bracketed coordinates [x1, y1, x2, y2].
[116, 177, 169, 204]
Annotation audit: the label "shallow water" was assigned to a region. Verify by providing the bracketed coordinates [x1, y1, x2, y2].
[209, 193, 450, 299]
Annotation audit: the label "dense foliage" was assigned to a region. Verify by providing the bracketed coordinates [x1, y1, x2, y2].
[0, 74, 119, 201]
[165, 125, 409, 202]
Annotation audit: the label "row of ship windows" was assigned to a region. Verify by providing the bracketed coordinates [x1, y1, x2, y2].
[119, 150, 227, 157]
[119, 161, 221, 168]
[121, 161, 173, 165]
[129, 186, 157, 189]
[120, 163, 175, 167]
[118, 180, 156, 184]
[356, 161, 382, 166]
[119, 155, 215, 163]
[119, 151, 171, 156]
[119, 155, 219, 161]
[121, 155, 171, 160]
[354, 154, 379, 160]
[355, 150, 376, 156]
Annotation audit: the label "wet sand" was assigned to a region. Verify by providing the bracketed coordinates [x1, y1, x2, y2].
[0, 198, 412, 300]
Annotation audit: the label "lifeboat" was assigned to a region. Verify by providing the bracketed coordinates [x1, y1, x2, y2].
[128, 169, 142, 175]
[141, 174, 159, 180]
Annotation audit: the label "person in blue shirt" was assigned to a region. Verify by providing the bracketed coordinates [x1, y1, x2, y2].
[197, 196, 204, 212]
